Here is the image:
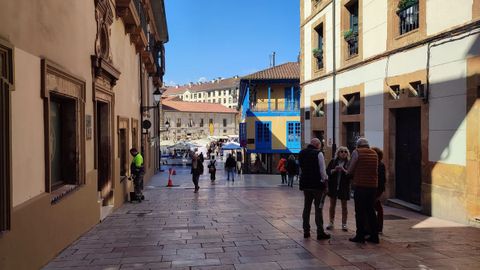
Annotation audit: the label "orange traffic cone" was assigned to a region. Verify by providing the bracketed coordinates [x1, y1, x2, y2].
[167, 168, 174, 187]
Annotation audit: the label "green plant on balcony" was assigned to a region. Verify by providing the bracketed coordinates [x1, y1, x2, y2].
[397, 0, 418, 11]
[312, 48, 323, 59]
[343, 29, 358, 42]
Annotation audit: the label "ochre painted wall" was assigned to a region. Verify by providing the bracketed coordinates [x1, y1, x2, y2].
[0, 171, 100, 270]
[246, 116, 300, 150]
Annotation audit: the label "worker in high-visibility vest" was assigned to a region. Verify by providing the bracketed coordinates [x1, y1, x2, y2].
[130, 148, 144, 202]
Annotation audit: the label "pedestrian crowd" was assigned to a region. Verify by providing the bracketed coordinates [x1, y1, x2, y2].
[297, 137, 386, 244]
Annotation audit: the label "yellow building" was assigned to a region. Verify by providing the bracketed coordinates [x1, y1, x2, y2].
[0, 0, 168, 268]
[239, 62, 300, 173]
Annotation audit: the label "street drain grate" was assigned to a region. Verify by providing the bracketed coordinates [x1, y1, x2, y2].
[384, 214, 407, 220]
[127, 210, 153, 217]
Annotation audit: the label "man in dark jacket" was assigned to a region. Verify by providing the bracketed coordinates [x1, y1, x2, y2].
[298, 138, 330, 240]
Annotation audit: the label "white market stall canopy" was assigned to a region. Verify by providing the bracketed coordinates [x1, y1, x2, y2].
[221, 142, 241, 150]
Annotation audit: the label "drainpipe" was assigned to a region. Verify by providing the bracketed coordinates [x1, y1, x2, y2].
[331, 0, 337, 158]
[139, 55, 144, 155]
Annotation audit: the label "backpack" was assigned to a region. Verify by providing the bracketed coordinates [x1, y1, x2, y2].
[208, 160, 216, 173]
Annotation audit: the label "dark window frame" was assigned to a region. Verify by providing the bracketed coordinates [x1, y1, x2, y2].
[0, 39, 14, 232]
[41, 59, 86, 201]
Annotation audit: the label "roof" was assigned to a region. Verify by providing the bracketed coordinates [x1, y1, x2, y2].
[241, 62, 299, 80]
[164, 77, 240, 96]
[162, 100, 237, 114]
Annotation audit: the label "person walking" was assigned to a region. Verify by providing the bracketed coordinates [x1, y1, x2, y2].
[326, 146, 351, 231]
[298, 138, 330, 240]
[286, 155, 298, 187]
[225, 154, 236, 181]
[191, 154, 203, 193]
[277, 156, 288, 184]
[129, 148, 144, 202]
[347, 138, 379, 244]
[372, 147, 386, 234]
[208, 156, 217, 184]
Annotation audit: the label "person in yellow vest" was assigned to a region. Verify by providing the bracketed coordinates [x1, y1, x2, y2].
[347, 138, 379, 244]
[130, 148, 144, 202]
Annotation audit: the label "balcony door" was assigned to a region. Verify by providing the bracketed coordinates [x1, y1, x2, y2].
[284, 87, 300, 111]
[286, 121, 301, 150]
[255, 121, 271, 150]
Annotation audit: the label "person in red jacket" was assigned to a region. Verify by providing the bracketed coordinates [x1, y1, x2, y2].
[277, 156, 288, 184]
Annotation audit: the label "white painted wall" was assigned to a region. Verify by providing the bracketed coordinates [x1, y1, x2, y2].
[362, 0, 388, 58]
[11, 48, 45, 207]
[426, 0, 473, 36]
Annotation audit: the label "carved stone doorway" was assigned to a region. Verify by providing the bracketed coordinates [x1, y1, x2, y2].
[96, 99, 113, 207]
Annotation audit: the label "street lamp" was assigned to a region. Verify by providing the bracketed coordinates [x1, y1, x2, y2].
[153, 88, 162, 103]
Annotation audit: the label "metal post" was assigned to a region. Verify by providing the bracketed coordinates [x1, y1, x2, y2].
[268, 85, 271, 111]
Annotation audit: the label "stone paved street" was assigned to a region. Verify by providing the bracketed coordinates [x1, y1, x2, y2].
[44, 164, 480, 270]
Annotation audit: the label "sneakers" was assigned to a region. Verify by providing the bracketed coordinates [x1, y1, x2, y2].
[342, 224, 348, 231]
[326, 222, 334, 230]
[317, 232, 331, 240]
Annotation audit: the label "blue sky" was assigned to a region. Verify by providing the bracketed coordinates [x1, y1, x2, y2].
[163, 0, 300, 86]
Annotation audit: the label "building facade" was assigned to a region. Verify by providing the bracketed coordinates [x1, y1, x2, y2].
[0, 0, 168, 268]
[300, 0, 480, 225]
[165, 77, 240, 109]
[162, 98, 238, 141]
[238, 62, 301, 173]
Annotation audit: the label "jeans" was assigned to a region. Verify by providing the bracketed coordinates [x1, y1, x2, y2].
[227, 168, 235, 180]
[302, 189, 327, 234]
[353, 187, 378, 238]
[329, 196, 348, 225]
[374, 198, 384, 232]
[281, 172, 287, 183]
[287, 175, 295, 187]
[192, 173, 200, 189]
[133, 173, 144, 196]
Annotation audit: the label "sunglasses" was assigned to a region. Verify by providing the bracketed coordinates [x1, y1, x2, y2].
[339, 150, 348, 153]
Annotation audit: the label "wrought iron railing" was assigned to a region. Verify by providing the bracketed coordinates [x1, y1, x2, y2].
[346, 34, 358, 57]
[398, 3, 419, 35]
[135, 0, 148, 38]
[251, 100, 300, 112]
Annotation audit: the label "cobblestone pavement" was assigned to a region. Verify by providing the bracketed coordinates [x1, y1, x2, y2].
[44, 164, 480, 270]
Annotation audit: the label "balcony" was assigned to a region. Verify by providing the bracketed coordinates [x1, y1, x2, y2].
[248, 100, 300, 116]
[398, 2, 419, 35]
[115, 0, 147, 53]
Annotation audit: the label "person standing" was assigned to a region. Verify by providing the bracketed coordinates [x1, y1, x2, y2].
[298, 138, 330, 240]
[371, 147, 386, 234]
[191, 154, 203, 193]
[130, 148, 144, 202]
[208, 156, 217, 183]
[347, 138, 379, 244]
[225, 154, 236, 181]
[286, 155, 298, 187]
[326, 147, 351, 231]
[277, 156, 288, 184]
[236, 151, 243, 174]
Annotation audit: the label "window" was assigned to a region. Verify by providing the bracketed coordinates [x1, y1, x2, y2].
[1, 40, 13, 231]
[176, 118, 181, 127]
[223, 119, 227, 127]
[345, 1, 359, 57]
[314, 24, 324, 69]
[284, 87, 301, 111]
[188, 118, 194, 127]
[223, 98, 226, 104]
[398, 0, 419, 35]
[344, 92, 361, 115]
[287, 122, 301, 149]
[255, 122, 271, 149]
[313, 99, 325, 117]
[200, 118, 204, 127]
[42, 60, 86, 198]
